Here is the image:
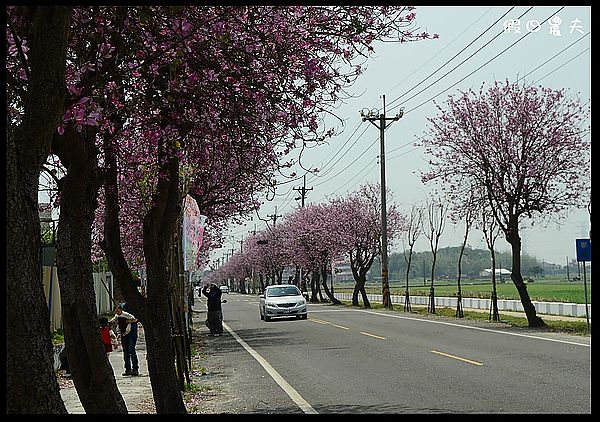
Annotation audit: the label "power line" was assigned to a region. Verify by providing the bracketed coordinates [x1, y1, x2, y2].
[396, 6, 566, 115]
[388, 6, 534, 113]
[311, 136, 379, 188]
[533, 47, 590, 85]
[317, 137, 421, 200]
[376, 6, 496, 111]
[385, 6, 519, 110]
[304, 7, 523, 197]
[332, 160, 379, 199]
[516, 32, 589, 84]
[309, 6, 576, 198]
[387, 145, 421, 161]
[306, 122, 367, 182]
[316, 156, 378, 202]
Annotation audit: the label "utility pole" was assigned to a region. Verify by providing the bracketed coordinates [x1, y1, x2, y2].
[294, 175, 313, 207]
[293, 179, 312, 291]
[248, 224, 257, 294]
[267, 206, 282, 226]
[361, 95, 403, 309]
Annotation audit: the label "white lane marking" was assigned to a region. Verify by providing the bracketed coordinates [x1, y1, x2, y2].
[223, 321, 318, 414]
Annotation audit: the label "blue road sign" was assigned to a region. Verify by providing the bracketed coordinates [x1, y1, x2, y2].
[575, 239, 592, 262]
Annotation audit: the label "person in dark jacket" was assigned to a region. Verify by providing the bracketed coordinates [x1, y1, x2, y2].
[109, 304, 139, 375]
[202, 283, 223, 335]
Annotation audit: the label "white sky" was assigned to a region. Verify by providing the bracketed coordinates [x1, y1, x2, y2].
[214, 5, 591, 267]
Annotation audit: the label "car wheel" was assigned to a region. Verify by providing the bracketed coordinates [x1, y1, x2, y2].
[260, 312, 264, 320]
[301, 314, 308, 320]
[264, 315, 271, 322]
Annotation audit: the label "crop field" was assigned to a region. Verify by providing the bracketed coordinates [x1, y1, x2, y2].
[334, 277, 592, 304]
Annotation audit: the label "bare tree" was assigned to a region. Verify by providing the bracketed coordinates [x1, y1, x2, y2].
[481, 205, 503, 322]
[423, 197, 447, 314]
[454, 191, 478, 318]
[401, 204, 423, 312]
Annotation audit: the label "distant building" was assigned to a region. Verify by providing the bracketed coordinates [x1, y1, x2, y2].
[479, 268, 511, 277]
[332, 259, 357, 282]
[39, 202, 53, 232]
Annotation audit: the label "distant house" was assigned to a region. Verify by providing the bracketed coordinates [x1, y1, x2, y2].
[479, 268, 511, 277]
[331, 259, 356, 282]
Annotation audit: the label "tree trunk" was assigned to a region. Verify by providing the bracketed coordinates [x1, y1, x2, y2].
[101, 133, 186, 413]
[141, 153, 187, 413]
[7, 129, 68, 414]
[382, 277, 393, 310]
[309, 270, 320, 302]
[54, 127, 127, 413]
[456, 241, 466, 318]
[350, 250, 374, 308]
[320, 266, 341, 305]
[428, 252, 437, 313]
[506, 226, 545, 327]
[351, 274, 371, 308]
[6, 6, 71, 414]
[404, 248, 413, 311]
[490, 249, 500, 322]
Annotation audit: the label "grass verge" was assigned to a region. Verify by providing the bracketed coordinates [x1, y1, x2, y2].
[338, 300, 591, 336]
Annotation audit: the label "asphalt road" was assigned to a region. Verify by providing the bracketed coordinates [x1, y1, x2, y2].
[207, 292, 591, 414]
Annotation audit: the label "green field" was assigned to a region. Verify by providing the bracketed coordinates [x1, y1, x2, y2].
[334, 278, 592, 304]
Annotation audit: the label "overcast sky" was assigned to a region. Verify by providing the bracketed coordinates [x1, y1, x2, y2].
[215, 5, 591, 267]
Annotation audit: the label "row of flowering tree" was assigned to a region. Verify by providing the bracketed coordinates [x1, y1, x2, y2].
[7, 5, 433, 413]
[205, 183, 406, 308]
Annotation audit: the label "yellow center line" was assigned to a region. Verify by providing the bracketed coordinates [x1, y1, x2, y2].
[431, 350, 483, 366]
[310, 318, 349, 330]
[360, 331, 386, 340]
[328, 323, 349, 330]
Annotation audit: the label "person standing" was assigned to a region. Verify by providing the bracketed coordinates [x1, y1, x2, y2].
[202, 283, 223, 335]
[109, 303, 139, 376]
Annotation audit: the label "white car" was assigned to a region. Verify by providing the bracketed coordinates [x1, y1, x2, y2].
[220, 285, 230, 294]
[259, 284, 308, 321]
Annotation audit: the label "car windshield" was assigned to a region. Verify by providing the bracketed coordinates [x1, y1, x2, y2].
[266, 286, 300, 297]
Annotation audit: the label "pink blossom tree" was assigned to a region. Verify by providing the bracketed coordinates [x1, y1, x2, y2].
[420, 80, 590, 327]
[281, 204, 345, 304]
[331, 183, 406, 308]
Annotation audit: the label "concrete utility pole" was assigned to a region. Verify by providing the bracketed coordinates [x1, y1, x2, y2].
[294, 175, 313, 207]
[361, 95, 403, 309]
[267, 206, 282, 226]
[293, 176, 312, 290]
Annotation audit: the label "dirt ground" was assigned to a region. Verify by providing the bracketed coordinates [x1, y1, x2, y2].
[184, 308, 267, 414]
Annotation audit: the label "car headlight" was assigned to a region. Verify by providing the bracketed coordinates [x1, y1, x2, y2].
[265, 301, 277, 307]
[297, 300, 306, 306]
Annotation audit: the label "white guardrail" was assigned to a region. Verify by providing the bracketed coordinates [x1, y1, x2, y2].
[335, 292, 591, 318]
